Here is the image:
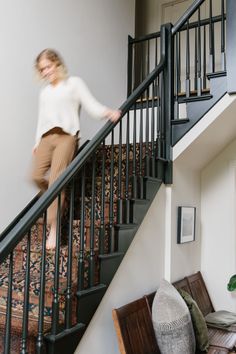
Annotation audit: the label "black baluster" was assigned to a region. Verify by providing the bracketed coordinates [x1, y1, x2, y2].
[156, 78, 161, 160]
[197, 7, 202, 96]
[221, 0, 226, 71]
[4, 252, 13, 354]
[51, 194, 62, 335]
[78, 167, 85, 291]
[194, 27, 198, 91]
[145, 86, 150, 176]
[203, 25, 207, 90]
[132, 104, 138, 198]
[117, 122, 123, 224]
[65, 179, 75, 329]
[127, 35, 133, 96]
[139, 97, 144, 199]
[186, 20, 191, 98]
[174, 33, 180, 120]
[151, 82, 155, 177]
[147, 39, 150, 77]
[89, 153, 96, 287]
[209, 0, 215, 73]
[160, 71, 165, 158]
[36, 212, 47, 354]
[108, 130, 115, 251]
[99, 141, 106, 253]
[178, 31, 182, 94]
[125, 112, 130, 222]
[155, 37, 158, 95]
[20, 230, 31, 354]
[141, 42, 144, 85]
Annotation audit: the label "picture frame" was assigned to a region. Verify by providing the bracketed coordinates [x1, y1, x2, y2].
[177, 206, 196, 244]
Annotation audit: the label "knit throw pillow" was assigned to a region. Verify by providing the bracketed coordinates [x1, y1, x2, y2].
[152, 279, 196, 354]
[178, 289, 209, 352]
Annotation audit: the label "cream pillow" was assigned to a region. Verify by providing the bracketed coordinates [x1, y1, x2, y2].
[152, 279, 196, 354]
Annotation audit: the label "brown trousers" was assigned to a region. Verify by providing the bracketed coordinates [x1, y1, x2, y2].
[32, 128, 78, 223]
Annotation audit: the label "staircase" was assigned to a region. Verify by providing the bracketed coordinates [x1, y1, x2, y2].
[0, 0, 235, 353]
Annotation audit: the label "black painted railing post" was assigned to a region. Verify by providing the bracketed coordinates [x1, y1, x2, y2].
[108, 130, 115, 251]
[65, 179, 75, 330]
[174, 32, 180, 120]
[89, 153, 96, 287]
[221, 0, 226, 71]
[186, 20, 190, 98]
[51, 194, 62, 335]
[132, 105, 138, 198]
[36, 212, 47, 354]
[162, 23, 173, 184]
[4, 252, 13, 354]
[117, 123, 123, 224]
[20, 231, 31, 354]
[197, 7, 202, 96]
[145, 87, 150, 176]
[127, 35, 133, 97]
[151, 83, 156, 177]
[226, 0, 236, 93]
[99, 141, 106, 253]
[203, 25, 207, 89]
[139, 99, 144, 199]
[209, 0, 215, 73]
[124, 113, 130, 223]
[78, 167, 86, 291]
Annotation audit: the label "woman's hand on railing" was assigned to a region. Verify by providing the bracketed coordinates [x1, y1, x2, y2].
[103, 108, 122, 122]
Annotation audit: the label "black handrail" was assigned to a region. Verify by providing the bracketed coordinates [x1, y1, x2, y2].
[132, 14, 225, 46]
[130, 30, 161, 44]
[172, 0, 206, 34]
[0, 25, 167, 264]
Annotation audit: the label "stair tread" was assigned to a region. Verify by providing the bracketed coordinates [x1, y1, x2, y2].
[77, 283, 107, 297]
[206, 70, 226, 79]
[115, 223, 138, 229]
[99, 251, 124, 259]
[178, 87, 210, 97]
[130, 198, 150, 203]
[171, 118, 190, 125]
[178, 93, 213, 103]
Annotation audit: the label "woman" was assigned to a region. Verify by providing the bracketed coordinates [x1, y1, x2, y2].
[32, 49, 120, 249]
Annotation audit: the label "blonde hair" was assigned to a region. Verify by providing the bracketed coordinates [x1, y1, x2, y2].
[35, 49, 67, 80]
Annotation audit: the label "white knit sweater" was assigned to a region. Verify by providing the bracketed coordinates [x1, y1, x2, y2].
[34, 76, 107, 148]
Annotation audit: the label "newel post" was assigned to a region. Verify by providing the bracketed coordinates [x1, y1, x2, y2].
[162, 23, 173, 184]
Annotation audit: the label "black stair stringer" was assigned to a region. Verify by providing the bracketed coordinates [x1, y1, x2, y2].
[172, 75, 227, 145]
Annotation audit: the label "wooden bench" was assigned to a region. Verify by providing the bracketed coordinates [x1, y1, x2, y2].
[112, 271, 236, 354]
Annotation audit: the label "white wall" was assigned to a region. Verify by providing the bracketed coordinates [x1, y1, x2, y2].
[201, 139, 236, 311]
[0, 0, 135, 232]
[170, 158, 202, 282]
[76, 184, 167, 354]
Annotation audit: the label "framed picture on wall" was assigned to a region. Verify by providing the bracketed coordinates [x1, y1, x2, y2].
[177, 206, 196, 244]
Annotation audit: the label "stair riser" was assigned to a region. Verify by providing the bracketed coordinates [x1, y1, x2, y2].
[116, 227, 138, 253]
[99, 253, 124, 285]
[76, 285, 107, 324]
[45, 323, 85, 354]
